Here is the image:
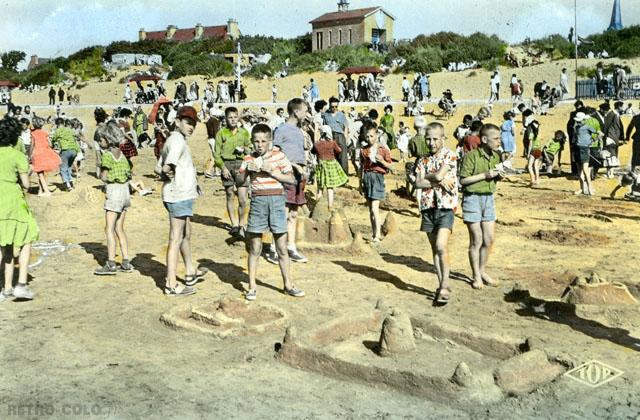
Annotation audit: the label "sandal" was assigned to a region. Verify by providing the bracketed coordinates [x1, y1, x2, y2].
[184, 268, 209, 287]
[164, 285, 196, 296]
[434, 287, 450, 304]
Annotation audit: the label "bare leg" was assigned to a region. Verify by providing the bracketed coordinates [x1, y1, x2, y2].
[1, 245, 14, 292]
[105, 211, 118, 261]
[225, 186, 239, 227]
[37, 172, 51, 196]
[327, 188, 334, 210]
[369, 199, 381, 240]
[17, 244, 31, 286]
[466, 222, 483, 289]
[237, 186, 248, 228]
[286, 204, 299, 249]
[247, 234, 262, 291]
[114, 211, 129, 260]
[180, 217, 194, 275]
[527, 155, 535, 184]
[534, 158, 541, 184]
[479, 221, 497, 285]
[166, 217, 186, 289]
[274, 233, 293, 290]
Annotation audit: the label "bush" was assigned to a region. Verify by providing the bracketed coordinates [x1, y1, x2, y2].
[530, 34, 574, 59]
[169, 55, 233, 79]
[67, 47, 106, 80]
[18, 63, 64, 86]
[403, 46, 443, 73]
[481, 57, 502, 71]
[577, 62, 631, 78]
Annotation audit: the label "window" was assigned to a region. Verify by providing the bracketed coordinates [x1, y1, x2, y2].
[316, 32, 323, 50]
[339, 29, 342, 45]
[349, 29, 352, 44]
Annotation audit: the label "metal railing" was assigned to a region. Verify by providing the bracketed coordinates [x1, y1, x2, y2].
[577, 75, 640, 100]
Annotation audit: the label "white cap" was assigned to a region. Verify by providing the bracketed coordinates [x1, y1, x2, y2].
[321, 125, 333, 138]
[574, 112, 588, 121]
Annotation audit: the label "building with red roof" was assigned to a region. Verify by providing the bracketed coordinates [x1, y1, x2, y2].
[309, 1, 394, 52]
[139, 19, 240, 43]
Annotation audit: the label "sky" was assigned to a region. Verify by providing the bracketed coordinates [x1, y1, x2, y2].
[1, 0, 638, 66]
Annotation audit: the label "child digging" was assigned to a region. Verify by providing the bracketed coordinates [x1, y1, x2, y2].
[313, 125, 348, 210]
[360, 122, 392, 242]
[93, 123, 134, 275]
[238, 123, 305, 301]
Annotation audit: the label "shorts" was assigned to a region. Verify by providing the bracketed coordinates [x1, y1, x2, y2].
[104, 183, 131, 213]
[247, 194, 287, 234]
[362, 171, 386, 201]
[164, 199, 194, 218]
[221, 160, 250, 188]
[420, 208, 454, 233]
[462, 193, 496, 223]
[529, 149, 543, 159]
[284, 172, 307, 205]
[576, 146, 591, 166]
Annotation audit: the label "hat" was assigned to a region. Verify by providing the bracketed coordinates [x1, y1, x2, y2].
[176, 106, 199, 122]
[320, 125, 333, 138]
[414, 116, 427, 128]
[574, 112, 588, 122]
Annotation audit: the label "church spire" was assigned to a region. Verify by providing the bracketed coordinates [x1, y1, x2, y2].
[607, 0, 623, 31]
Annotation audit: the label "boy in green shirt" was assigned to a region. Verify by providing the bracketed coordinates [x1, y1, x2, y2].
[459, 123, 504, 290]
[51, 118, 80, 191]
[214, 107, 252, 237]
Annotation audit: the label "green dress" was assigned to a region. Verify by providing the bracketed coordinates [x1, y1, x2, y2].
[0, 147, 39, 247]
[380, 114, 396, 150]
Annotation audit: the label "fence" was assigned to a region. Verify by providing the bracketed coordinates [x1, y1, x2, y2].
[577, 75, 640, 100]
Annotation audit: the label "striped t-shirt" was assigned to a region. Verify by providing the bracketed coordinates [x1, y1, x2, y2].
[239, 150, 292, 196]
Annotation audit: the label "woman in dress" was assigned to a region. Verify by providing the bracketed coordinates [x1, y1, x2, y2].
[29, 116, 60, 197]
[0, 116, 38, 301]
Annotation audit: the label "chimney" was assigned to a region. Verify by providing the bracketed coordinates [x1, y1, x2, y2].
[226, 18, 240, 40]
[138, 28, 146, 41]
[166, 25, 177, 40]
[195, 23, 204, 40]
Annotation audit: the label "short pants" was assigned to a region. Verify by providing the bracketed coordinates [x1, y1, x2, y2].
[221, 160, 250, 188]
[104, 183, 131, 213]
[284, 172, 307, 205]
[362, 171, 386, 201]
[164, 199, 194, 218]
[576, 146, 591, 166]
[462, 193, 496, 223]
[420, 208, 454, 233]
[247, 194, 287, 234]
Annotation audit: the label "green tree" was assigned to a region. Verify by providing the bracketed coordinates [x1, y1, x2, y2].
[1, 50, 26, 72]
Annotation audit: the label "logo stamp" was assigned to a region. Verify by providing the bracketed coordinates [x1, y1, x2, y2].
[564, 360, 623, 388]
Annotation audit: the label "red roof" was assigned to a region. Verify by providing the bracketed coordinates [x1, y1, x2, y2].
[310, 7, 382, 24]
[340, 66, 383, 75]
[145, 25, 228, 42]
[0, 80, 19, 88]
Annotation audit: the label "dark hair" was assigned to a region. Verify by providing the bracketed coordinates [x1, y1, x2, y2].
[463, 114, 473, 122]
[19, 117, 30, 125]
[0, 116, 21, 147]
[384, 104, 393, 112]
[55, 117, 64, 126]
[314, 100, 327, 113]
[94, 107, 108, 123]
[574, 100, 584, 108]
[554, 130, 566, 140]
[328, 96, 339, 104]
[251, 123, 272, 139]
[620, 173, 635, 186]
[470, 120, 483, 131]
[287, 98, 307, 115]
[367, 109, 379, 120]
[480, 123, 500, 138]
[362, 121, 378, 133]
[225, 106, 238, 116]
[503, 111, 514, 120]
[614, 101, 624, 109]
[522, 109, 534, 117]
[517, 103, 527, 111]
[276, 107, 284, 114]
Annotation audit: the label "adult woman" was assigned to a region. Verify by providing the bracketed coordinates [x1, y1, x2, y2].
[379, 104, 396, 149]
[29, 116, 60, 197]
[0, 116, 38, 301]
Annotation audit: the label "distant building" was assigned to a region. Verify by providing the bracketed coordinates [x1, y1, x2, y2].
[139, 20, 241, 43]
[309, 0, 394, 52]
[27, 55, 52, 71]
[111, 54, 163, 66]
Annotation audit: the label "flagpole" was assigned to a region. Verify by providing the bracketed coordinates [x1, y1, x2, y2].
[574, 0, 578, 99]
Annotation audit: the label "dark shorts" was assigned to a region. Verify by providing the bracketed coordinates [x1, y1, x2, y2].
[362, 171, 386, 201]
[530, 149, 543, 159]
[164, 199, 194, 218]
[420, 208, 454, 233]
[576, 146, 591, 166]
[221, 160, 250, 188]
[284, 172, 306, 206]
[247, 194, 287, 234]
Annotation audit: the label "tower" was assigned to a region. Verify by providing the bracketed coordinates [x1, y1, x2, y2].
[338, 0, 349, 12]
[607, 0, 623, 31]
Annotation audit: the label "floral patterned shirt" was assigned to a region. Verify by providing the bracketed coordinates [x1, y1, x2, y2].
[416, 147, 458, 210]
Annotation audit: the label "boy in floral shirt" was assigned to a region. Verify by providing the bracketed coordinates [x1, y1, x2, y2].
[414, 122, 458, 304]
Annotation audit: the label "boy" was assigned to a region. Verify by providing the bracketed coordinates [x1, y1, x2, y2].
[156, 106, 207, 296]
[239, 124, 305, 301]
[360, 122, 392, 242]
[459, 124, 504, 289]
[214, 107, 252, 237]
[414, 123, 458, 304]
[51, 117, 80, 191]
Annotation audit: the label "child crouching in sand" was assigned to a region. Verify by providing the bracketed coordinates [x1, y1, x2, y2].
[238, 123, 305, 301]
[93, 123, 134, 275]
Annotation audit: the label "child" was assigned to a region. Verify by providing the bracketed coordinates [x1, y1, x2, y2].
[93, 123, 134, 275]
[396, 121, 409, 163]
[18, 118, 31, 156]
[29, 116, 60, 197]
[238, 123, 305, 301]
[541, 130, 566, 174]
[155, 106, 206, 296]
[360, 122, 392, 242]
[526, 118, 542, 185]
[500, 111, 516, 169]
[0, 116, 37, 301]
[610, 170, 640, 201]
[313, 125, 348, 210]
[71, 119, 87, 179]
[51, 117, 80, 191]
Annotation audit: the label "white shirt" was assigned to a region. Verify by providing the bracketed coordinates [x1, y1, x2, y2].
[160, 131, 198, 203]
[402, 79, 410, 91]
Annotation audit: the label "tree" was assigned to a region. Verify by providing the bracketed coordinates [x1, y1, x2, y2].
[1, 50, 26, 72]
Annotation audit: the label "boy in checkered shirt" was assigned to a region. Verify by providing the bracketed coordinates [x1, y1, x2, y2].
[238, 123, 305, 301]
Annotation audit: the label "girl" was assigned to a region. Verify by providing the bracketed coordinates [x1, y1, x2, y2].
[0, 116, 38, 301]
[93, 122, 134, 275]
[18, 118, 31, 156]
[51, 118, 80, 191]
[72, 119, 87, 179]
[541, 130, 566, 174]
[313, 126, 348, 210]
[360, 122, 392, 242]
[525, 118, 542, 186]
[380, 105, 396, 149]
[500, 111, 516, 169]
[396, 121, 409, 163]
[29, 116, 60, 197]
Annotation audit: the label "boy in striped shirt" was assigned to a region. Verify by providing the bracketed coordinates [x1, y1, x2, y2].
[238, 124, 305, 301]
